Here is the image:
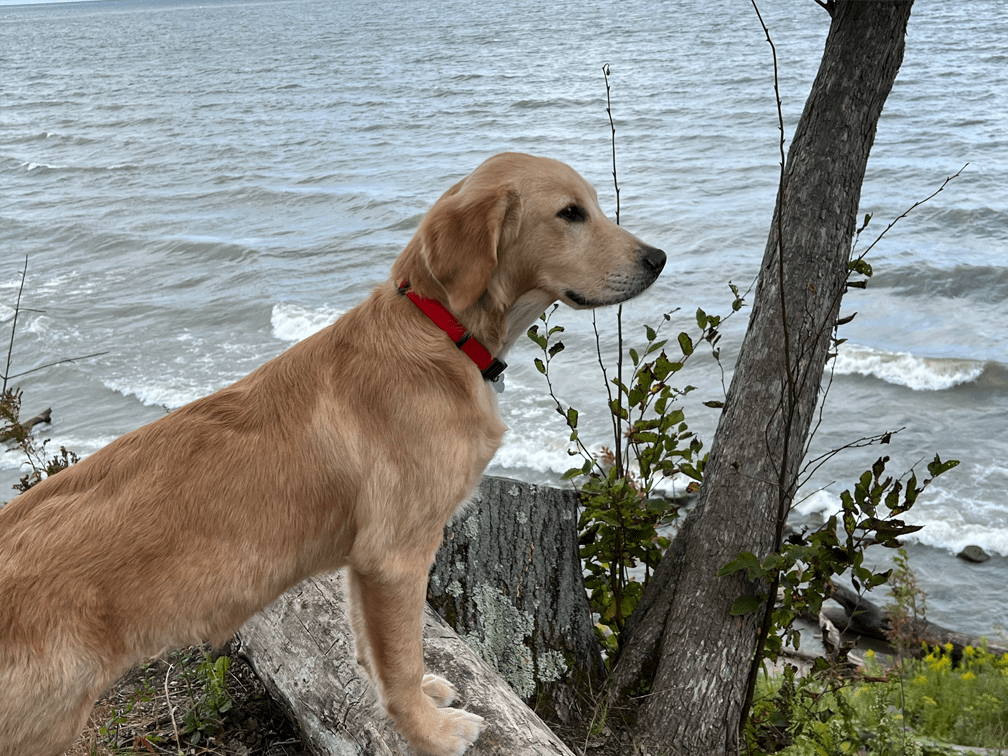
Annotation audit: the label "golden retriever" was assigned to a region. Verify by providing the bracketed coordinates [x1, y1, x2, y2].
[0, 152, 665, 756]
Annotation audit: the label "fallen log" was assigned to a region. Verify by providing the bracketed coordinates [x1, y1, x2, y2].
[825, 581, 1008, 658]
[238, 569, 576, 756]
[1, 407, 51, 443]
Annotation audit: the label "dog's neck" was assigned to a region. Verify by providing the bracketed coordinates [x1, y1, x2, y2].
[399, 281, 507, 382]
[498, 290, 557, 361]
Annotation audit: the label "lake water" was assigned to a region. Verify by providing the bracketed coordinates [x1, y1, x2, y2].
[1, 0, 1006, 638]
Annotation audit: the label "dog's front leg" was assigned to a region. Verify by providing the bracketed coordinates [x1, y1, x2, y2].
[354, 567, 485, 756]
[347, 567, 374, 678]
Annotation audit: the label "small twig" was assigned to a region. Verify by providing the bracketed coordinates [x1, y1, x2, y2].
[602, 64, 620, 225]
[164, 663, 183, 755]
[4, 255, 29, 395]
[5, 351, 110, 382]
[602, 63, 625, 478]
[855, 163, 968, 262]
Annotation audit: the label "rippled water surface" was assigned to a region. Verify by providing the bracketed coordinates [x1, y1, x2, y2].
[2, 0, 1006, 635]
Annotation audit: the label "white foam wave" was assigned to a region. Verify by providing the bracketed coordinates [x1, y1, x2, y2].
[104, 376, 215, 410]
[23, 161, 63, 171]
[912, 520, 1008, 558]
[271, 303, 343, 343]
[792, 484, 1008, 558]
[793, 488, 837, 519]
[832, 343, 984, 391]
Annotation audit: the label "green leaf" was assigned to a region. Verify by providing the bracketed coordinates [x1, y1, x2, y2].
[730, 594, 765, 616]
[678, 331, 694, 356]
[548, 340, 566, 357]
[696, 307, 708, 330]
[927, 455, 959, 478]
[566, 407, 578, 429]
[534, 357, 546, 374]
[849, 258, 873, 277]
[629, 347, 639, 366]
[717, 551, 760, 578]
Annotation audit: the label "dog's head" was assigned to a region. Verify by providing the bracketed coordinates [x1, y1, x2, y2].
[392, 152, 666, 354]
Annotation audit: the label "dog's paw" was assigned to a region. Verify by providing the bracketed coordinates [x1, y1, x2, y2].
[421, 673, 457, 707]
[433, 707, 486, 756]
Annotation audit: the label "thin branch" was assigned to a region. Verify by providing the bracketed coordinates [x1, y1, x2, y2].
[603, 64, 620, 225]
[744, 0, 796, 731]
[602, 63, 626, 478]
[4, 255, 29, 395]
[798, 428, 906, 491]
[855, 163, 968, 262]
[592, 311, 620, 467]
[5, 352, 109, 382]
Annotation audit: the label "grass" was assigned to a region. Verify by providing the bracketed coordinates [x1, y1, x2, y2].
[64, 640, 308, 756]
[749, 644, 1008, 755]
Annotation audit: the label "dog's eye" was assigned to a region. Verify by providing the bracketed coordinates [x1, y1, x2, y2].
[557, 204, 587, 223]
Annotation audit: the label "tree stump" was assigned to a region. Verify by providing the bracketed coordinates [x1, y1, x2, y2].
[429, 476, 603, 720]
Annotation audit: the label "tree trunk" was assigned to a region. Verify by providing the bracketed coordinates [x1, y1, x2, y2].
[429, 476, 604, 721]
[610, 3, 914, 753]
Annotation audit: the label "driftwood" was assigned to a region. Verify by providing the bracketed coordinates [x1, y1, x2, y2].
[0, 407, 51, 442]
[429, 476, 602, 720]
[824, 581, 1008, 658]
[239, 569, 575, 756]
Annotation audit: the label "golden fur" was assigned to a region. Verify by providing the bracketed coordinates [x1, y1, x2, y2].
[0, 152, 665, 756]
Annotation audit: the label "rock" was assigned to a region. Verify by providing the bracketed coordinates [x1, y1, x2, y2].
[957, 545, 990, 563]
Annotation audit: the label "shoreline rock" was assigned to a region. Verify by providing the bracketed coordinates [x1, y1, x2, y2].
[957, 544, 991, 563]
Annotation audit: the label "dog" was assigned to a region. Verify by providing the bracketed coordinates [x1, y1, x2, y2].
[0, 152, 665, 756]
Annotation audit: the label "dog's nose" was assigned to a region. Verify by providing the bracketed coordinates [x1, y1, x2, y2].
[640, 245, 666, 276]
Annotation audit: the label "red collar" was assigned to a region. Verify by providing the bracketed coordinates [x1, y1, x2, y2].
[398, 281, 506, 381]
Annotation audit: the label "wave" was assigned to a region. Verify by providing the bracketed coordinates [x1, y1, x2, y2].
[831, 344, 1008, 392]
[270, 302, 343, 343]
[21, 160, 139, 173]
[870, 263, 1008, 303]
[793, 487, 1008, 558]
[103, 376, 211, 412]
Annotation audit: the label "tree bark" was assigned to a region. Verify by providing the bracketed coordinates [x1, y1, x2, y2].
[610, 3, 915, 753]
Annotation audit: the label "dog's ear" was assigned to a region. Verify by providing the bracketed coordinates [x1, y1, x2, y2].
[419, 185, 521, 312]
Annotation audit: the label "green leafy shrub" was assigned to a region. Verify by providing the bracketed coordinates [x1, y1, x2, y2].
[528, 297, 740, 653]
